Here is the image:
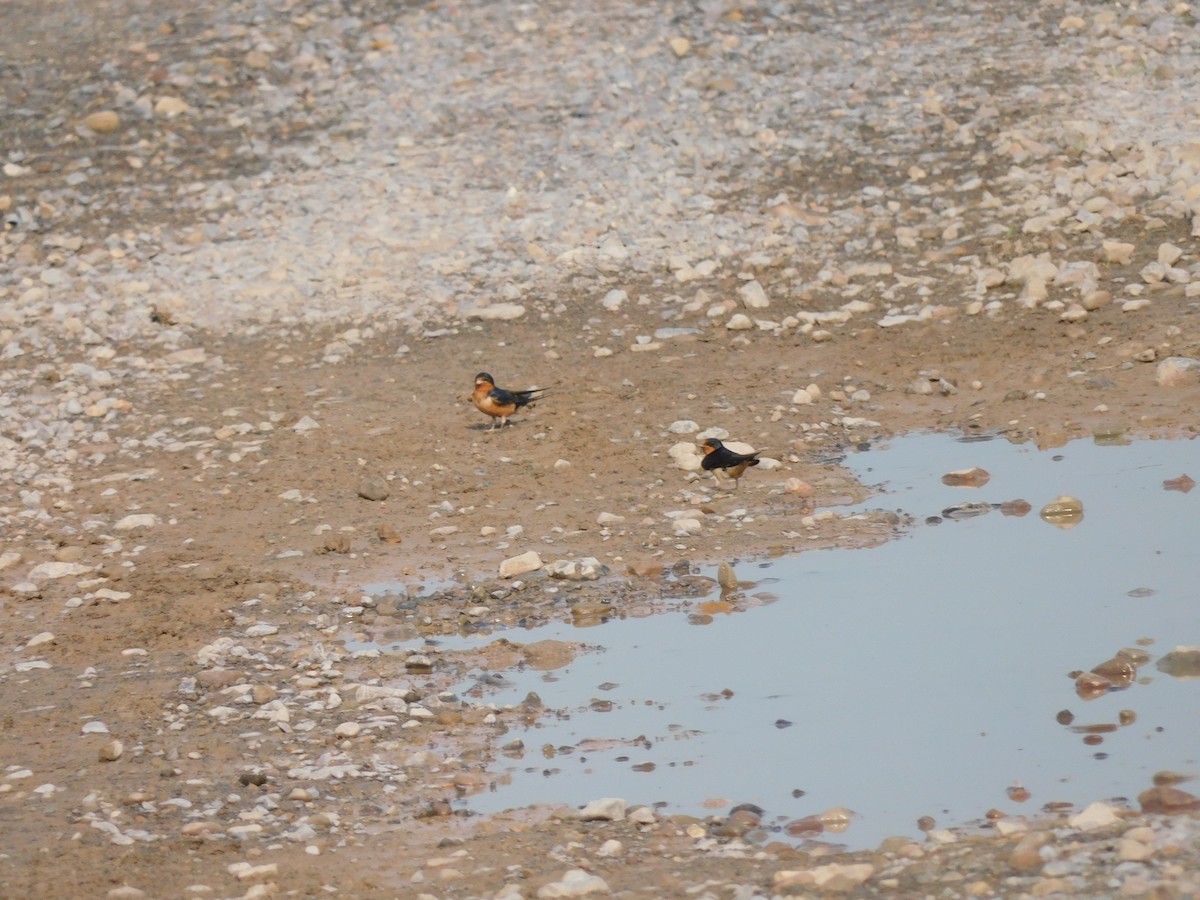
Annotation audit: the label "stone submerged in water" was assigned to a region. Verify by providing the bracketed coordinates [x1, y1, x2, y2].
[941, 467, 990, 487]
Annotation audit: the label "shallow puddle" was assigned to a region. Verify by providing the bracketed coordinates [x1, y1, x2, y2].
[389, 433, 1199, 849]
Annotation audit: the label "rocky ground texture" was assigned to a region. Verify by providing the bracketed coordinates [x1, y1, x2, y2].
[3, 0, 1200, 896]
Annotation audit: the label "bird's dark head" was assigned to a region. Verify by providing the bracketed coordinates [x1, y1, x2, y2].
[474, 372, 494, 386]
[700, 438, 723, 453]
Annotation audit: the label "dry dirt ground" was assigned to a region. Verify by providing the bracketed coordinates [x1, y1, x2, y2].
[3, 1, 1200, 899]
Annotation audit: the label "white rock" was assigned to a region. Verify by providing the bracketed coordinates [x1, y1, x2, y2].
[1141, 261, 1167, 283]
[774, 862, 875, 889]
[1157, 242, 1183, 267]
[595, 839, 623, 858]
[628, 806, 657, 825]
[791, 387, 814, 405]
[163, 347, 206, 365]
[1069, 801, 1122, 831]
[737, 280, 770, 309]
[28, 561, 91, 581]
[499, 550, 543, 578]
[600, 289, 627, 310]
[580, 797, 626, 821]
[114, 514, 158, 531]
[672, 517, 702, 535]
[1102, 240, 1135, 265]
[81, 721, 110, 734]
[544, 557, 607, 580]
[334, 722, 362, 738]
[1008, 253, 1058, 286]
[667, 419, 699, 434]
[244, 624, 279, 637]
[154, 96, 189, 116]
[25, 632, 55, 649]
[1155, 356, 1200, 387]
[537, 869, 610, 898]
[598, 233, 628, 260]
[993, 818, 1028, 837]
[227, 862, 279, 882]
[726, 313, 753, 330]
[667, 441, 703, 471]
[467, 303, 526, 321]
[596, 512, 625, 525]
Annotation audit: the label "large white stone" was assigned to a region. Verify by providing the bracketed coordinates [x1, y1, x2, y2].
[579, 797, 626, 821]
[114, 514, 158, 531]
[499, 550, 542, 578]
[737, 279, 770, 309]
[668, 441, 703, 471]
[1069, 801, 1122, 831]
[28, 561, 91, 582]
[537, 868, 610, 898]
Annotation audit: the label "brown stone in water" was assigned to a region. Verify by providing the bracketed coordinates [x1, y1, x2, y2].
[522, 639, 576, 670]
[784, 816, 824, 836]
[1163, 473, 1195, 493]
[1138, 785, 1200, 814]
[1091, 657, 1136, 687]
[1000, 499, 1032, 516]
[1074, 670, 1113, 700]
[942, 467, 990, 487]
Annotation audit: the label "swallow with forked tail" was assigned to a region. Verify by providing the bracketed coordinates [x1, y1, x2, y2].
[699, 437, 761, 489]
[471, 372, 548, 430]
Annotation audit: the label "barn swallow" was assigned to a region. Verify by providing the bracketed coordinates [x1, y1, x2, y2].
[699, 438, 761, 489]
[471, 372, 549, 430]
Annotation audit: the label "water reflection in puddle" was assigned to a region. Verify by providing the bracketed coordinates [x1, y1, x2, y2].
[414, 434, 1199, 848]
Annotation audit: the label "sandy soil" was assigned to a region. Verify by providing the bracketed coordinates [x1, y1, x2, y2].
[2, 266, 1197, 898]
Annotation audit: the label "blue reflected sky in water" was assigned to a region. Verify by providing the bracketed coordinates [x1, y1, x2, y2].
[453, 434, 1200, 847]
